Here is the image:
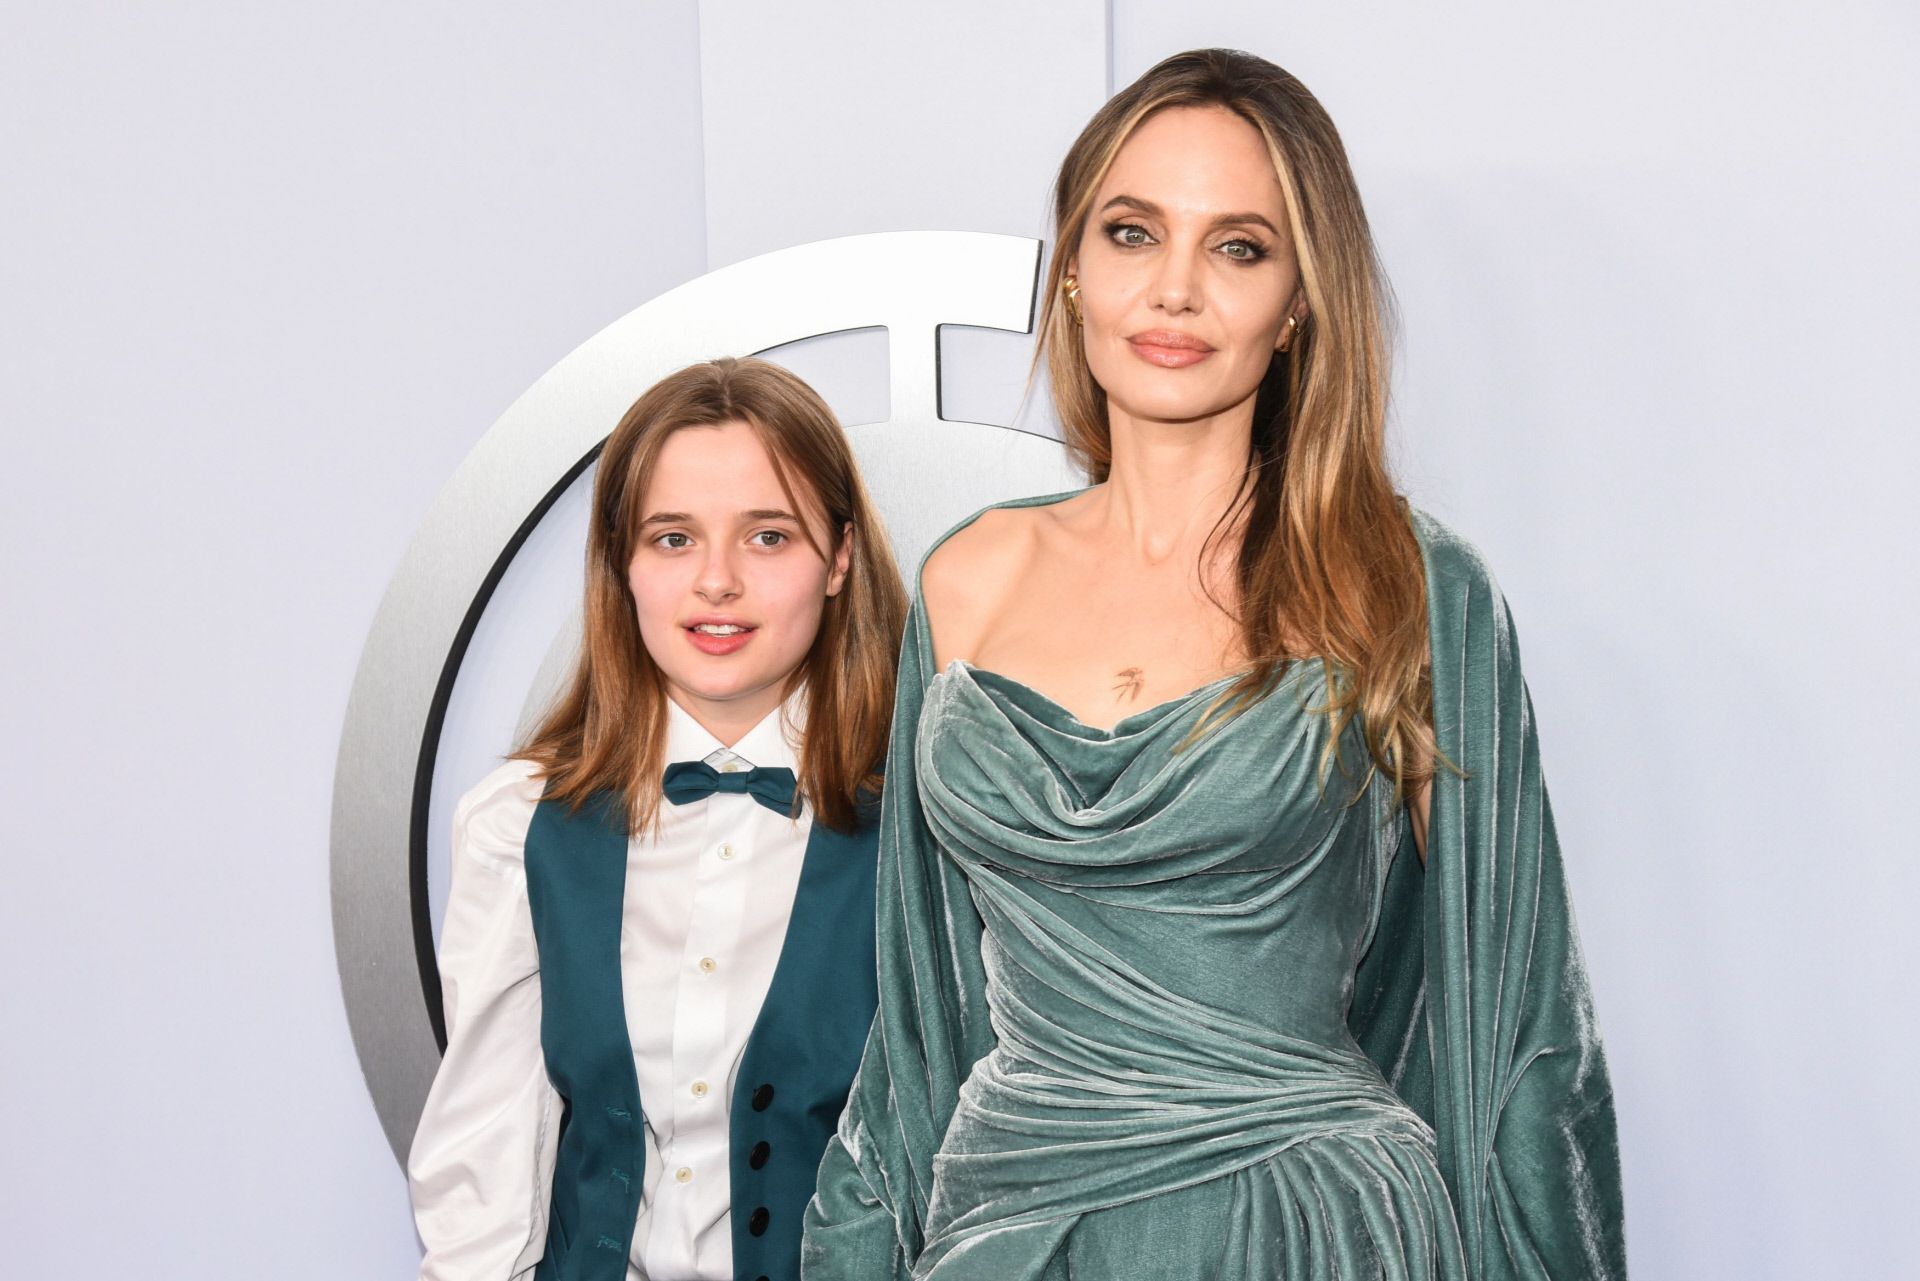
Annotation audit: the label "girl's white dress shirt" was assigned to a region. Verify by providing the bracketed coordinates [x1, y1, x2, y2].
[408, 692, 813, 1281]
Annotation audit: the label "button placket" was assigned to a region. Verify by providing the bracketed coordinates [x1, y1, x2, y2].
[677, 796, 741, 1112]
[629, 778, 712, 1280]
[632, 721, 813, 1277]
[668, 781, 756, 1272]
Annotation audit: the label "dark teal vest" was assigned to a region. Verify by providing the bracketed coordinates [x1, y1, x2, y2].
[523, 787, 880, 1281]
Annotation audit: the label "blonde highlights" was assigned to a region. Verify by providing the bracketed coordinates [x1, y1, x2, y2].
[1034, 48, 1450, 804]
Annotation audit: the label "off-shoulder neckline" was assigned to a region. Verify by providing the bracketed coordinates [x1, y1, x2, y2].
[910, 489, 1343, 730]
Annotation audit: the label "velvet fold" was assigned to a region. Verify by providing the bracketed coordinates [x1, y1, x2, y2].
[800, 493, 1626, 1281]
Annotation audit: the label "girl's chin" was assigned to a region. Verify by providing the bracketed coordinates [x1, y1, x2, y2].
[664, 671, 789, 711]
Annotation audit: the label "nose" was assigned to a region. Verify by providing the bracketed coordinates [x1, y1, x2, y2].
[1149, 241, 1202, 316]
[693, 543, 743, 603]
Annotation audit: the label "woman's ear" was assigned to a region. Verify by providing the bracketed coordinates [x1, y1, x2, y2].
[1275, 286, 1310, 353]
[826, 521, 854, 597]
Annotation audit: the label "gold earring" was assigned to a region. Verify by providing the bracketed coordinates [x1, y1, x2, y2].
[1278, 312, 1301, 353]
[1062, 275, 1084, 326]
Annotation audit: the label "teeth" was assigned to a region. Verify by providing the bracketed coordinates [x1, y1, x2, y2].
[693, 624, 745, 635]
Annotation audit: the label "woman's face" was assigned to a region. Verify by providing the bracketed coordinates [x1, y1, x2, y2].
[1068, 104, 1305, 430]
[628, 420, 850, 739]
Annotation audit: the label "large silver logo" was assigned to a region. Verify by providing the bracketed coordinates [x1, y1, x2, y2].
[331, 230, 1082, 1162]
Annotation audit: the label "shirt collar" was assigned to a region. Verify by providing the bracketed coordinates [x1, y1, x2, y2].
[663, 686, 807, 773]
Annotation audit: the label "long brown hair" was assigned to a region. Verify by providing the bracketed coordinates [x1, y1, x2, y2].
[517, 356, 907, 833]
[1035, 48, 1448, 803]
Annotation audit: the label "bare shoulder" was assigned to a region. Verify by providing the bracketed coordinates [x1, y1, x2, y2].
[920, 503, 1048, 668]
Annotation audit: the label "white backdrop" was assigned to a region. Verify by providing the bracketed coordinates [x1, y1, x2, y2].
[4, 2, 1915, 1276]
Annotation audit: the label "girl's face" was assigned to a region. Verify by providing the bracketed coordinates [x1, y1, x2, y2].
[628, 420, 851, 741]
[1068, 104, 1305, 430]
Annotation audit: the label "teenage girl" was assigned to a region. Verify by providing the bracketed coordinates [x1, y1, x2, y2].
[408, 355, 907, 1281]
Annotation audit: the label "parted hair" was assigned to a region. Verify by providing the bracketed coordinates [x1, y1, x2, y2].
[517, 356, 907, 834]
[1034, 47, 1446, 802]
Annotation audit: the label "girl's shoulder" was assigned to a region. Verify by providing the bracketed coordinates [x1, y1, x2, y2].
[451, 758, 547, 870]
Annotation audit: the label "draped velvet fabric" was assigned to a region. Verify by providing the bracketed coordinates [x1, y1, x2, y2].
[800, 492, 1627, 1280]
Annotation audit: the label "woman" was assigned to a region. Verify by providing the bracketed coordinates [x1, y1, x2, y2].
[803, 49, 1627, 1281]
[408, 356, 908, 1281]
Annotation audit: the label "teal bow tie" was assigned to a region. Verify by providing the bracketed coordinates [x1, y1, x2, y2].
[661, 760, 798, 817]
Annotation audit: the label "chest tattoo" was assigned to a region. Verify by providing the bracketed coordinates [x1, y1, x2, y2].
[1113, 667, 1145, 701]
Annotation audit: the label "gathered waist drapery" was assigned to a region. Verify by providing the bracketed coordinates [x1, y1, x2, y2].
[902, 659, 1453, 1280]
[910, 869, 1437, 1280]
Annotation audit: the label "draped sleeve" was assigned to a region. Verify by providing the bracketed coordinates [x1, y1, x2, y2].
[801, 587, 996, 1280]
[1349, 505, 1630, 1279]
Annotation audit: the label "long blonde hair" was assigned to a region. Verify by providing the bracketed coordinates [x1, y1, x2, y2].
[1035, 48, 1445, 802]
[518, 356, 907, 833]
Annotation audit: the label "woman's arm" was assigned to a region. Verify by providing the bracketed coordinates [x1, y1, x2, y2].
[1406, 510, 1627, 1279]
[408, 761, 562, 1281]
[801, 591, 997, 1280]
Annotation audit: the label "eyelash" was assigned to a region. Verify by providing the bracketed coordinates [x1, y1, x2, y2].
[1102, 220, 1269, 263]
[651, 530, 789, 550]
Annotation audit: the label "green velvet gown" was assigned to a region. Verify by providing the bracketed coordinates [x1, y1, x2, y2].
[801, 491, 1627, 1281]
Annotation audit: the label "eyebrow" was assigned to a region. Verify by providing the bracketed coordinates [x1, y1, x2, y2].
[639, 508, 803, 527]
[1098, 195, 1281, 236]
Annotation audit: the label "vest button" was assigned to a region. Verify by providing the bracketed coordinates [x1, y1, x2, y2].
[751, 1083, 774, 1111]
[748, 1206, 770, 1236]
[748, 1140, 770, 1170]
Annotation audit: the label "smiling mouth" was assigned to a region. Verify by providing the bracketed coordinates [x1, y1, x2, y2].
[685, 621, 756, 655]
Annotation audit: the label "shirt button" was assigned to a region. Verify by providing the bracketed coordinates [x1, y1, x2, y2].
[691, 1080, 709, 1098]
[718, 843, 735, 860]
[698, 956, 717, 974]
[675, 1166, 693, 1183]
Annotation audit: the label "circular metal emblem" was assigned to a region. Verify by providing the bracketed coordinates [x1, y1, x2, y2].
[330, 230, 1082, 1162]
